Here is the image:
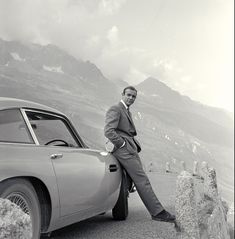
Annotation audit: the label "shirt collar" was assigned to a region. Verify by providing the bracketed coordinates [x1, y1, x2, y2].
[120, 99, 128, 110]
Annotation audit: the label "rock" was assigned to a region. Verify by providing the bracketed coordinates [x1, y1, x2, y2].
[166, 162, 171, 173]
[175, 164, 231, 239]
[180, 161, 186, 171]
[207, 200, 230, 239]
[175, 171, 200, 239]
[193, 161, 199, 176]
[0, 198, 32, 239]
[201, 162, 218, 199]
[227, 203, 234, 239]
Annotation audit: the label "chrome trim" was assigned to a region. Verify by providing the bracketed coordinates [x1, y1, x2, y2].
[50, 153, 63, 159]
[0, 141, 35, 146]
[23, 108, 64, 119]
[21, 109, 40, 145]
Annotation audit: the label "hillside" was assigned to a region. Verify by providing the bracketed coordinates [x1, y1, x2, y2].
[0, 39, 233, 203]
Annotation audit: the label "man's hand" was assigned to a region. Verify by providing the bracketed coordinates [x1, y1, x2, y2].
[105, 140, 115, 152]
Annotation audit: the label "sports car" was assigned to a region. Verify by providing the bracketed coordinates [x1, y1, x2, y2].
[0, 97, 130, 238]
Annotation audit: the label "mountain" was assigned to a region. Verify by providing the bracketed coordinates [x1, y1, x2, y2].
[135, 77, 233, 148]
[0, 39, 233, 203]
[0, 39, 119, 103]
[137, 77, 233, 126]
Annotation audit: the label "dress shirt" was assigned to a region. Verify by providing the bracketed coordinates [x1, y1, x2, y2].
[119, 100, 128, 148]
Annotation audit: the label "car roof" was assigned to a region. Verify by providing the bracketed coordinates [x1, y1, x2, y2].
[0, 97, 64, 115]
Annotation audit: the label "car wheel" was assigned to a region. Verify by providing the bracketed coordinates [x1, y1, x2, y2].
[0, 178, 41, 239]
[112, 172, 129, 220]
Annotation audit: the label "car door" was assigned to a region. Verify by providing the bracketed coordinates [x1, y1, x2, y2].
[24, 109, 109, 217]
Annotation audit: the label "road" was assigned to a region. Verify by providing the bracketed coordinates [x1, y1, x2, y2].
[42, 172, 178, 239]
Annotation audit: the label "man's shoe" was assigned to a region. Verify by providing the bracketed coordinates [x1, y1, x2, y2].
[152, 210, 176, 223]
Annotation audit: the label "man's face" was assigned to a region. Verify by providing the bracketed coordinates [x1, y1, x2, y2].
[122, 89, 137, 107]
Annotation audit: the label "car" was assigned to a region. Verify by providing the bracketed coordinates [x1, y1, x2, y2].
[0, 97, 132, 238]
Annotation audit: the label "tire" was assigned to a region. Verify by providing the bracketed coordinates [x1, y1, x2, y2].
[0, 178, 41, 239]
[112, 172, 129, 220]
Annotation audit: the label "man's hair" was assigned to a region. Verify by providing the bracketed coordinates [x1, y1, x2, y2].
[122, 86, 137, 95]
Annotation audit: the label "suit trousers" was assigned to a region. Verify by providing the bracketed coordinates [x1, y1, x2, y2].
[113, 147, 164, 216]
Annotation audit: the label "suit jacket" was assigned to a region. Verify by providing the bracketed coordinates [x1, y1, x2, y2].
[104, 102, 141, 154]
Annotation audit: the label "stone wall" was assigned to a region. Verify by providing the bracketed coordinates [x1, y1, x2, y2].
[0, 198, 32, 239]
[175, 162, 231, 239]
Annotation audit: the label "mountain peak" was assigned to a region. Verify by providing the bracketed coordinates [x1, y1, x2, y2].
[136, 77, 181, 100]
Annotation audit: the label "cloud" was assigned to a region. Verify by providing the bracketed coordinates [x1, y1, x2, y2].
[0, 0, 125, 43]
[124, 67, 148, 85]
[98, 0, 127, 15]
[0, 0, 191, 91]
[107, 26, 119, 46]
[0, 0, 233, 111]
[0, 0, 192, 85]
[0, 0, 46, 43]
[94, 33, 185, 87]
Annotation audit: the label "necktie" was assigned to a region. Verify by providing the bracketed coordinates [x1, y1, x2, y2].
[127, 107, 132, 118]
[127, 107, 136, 135]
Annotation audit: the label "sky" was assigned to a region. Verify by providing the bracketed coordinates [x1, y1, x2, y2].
[0, 0, 234, 112]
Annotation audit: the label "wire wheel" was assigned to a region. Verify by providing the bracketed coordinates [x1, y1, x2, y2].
[7, 192, 30, 215]
[0, 179, 41, 238]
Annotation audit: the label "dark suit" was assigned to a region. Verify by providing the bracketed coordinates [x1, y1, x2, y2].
[104, 102, 164, 216]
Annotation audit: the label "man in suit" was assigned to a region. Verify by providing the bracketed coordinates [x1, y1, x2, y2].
[104, 86, 175, 223]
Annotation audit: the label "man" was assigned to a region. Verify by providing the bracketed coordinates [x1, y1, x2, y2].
[104, 86, 175, 223]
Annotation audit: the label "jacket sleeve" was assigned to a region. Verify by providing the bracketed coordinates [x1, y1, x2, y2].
[104, 106, 125, 148]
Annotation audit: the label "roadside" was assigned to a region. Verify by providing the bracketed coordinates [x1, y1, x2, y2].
[46, 172, 178, 239]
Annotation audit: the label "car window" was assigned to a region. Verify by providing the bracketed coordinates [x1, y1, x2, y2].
[0, 109, 34, 144]
[25, 111, 80, 147]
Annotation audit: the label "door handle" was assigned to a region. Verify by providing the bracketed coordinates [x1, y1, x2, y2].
[50, 153, 63, 160]
[109, 164, 118, 172]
